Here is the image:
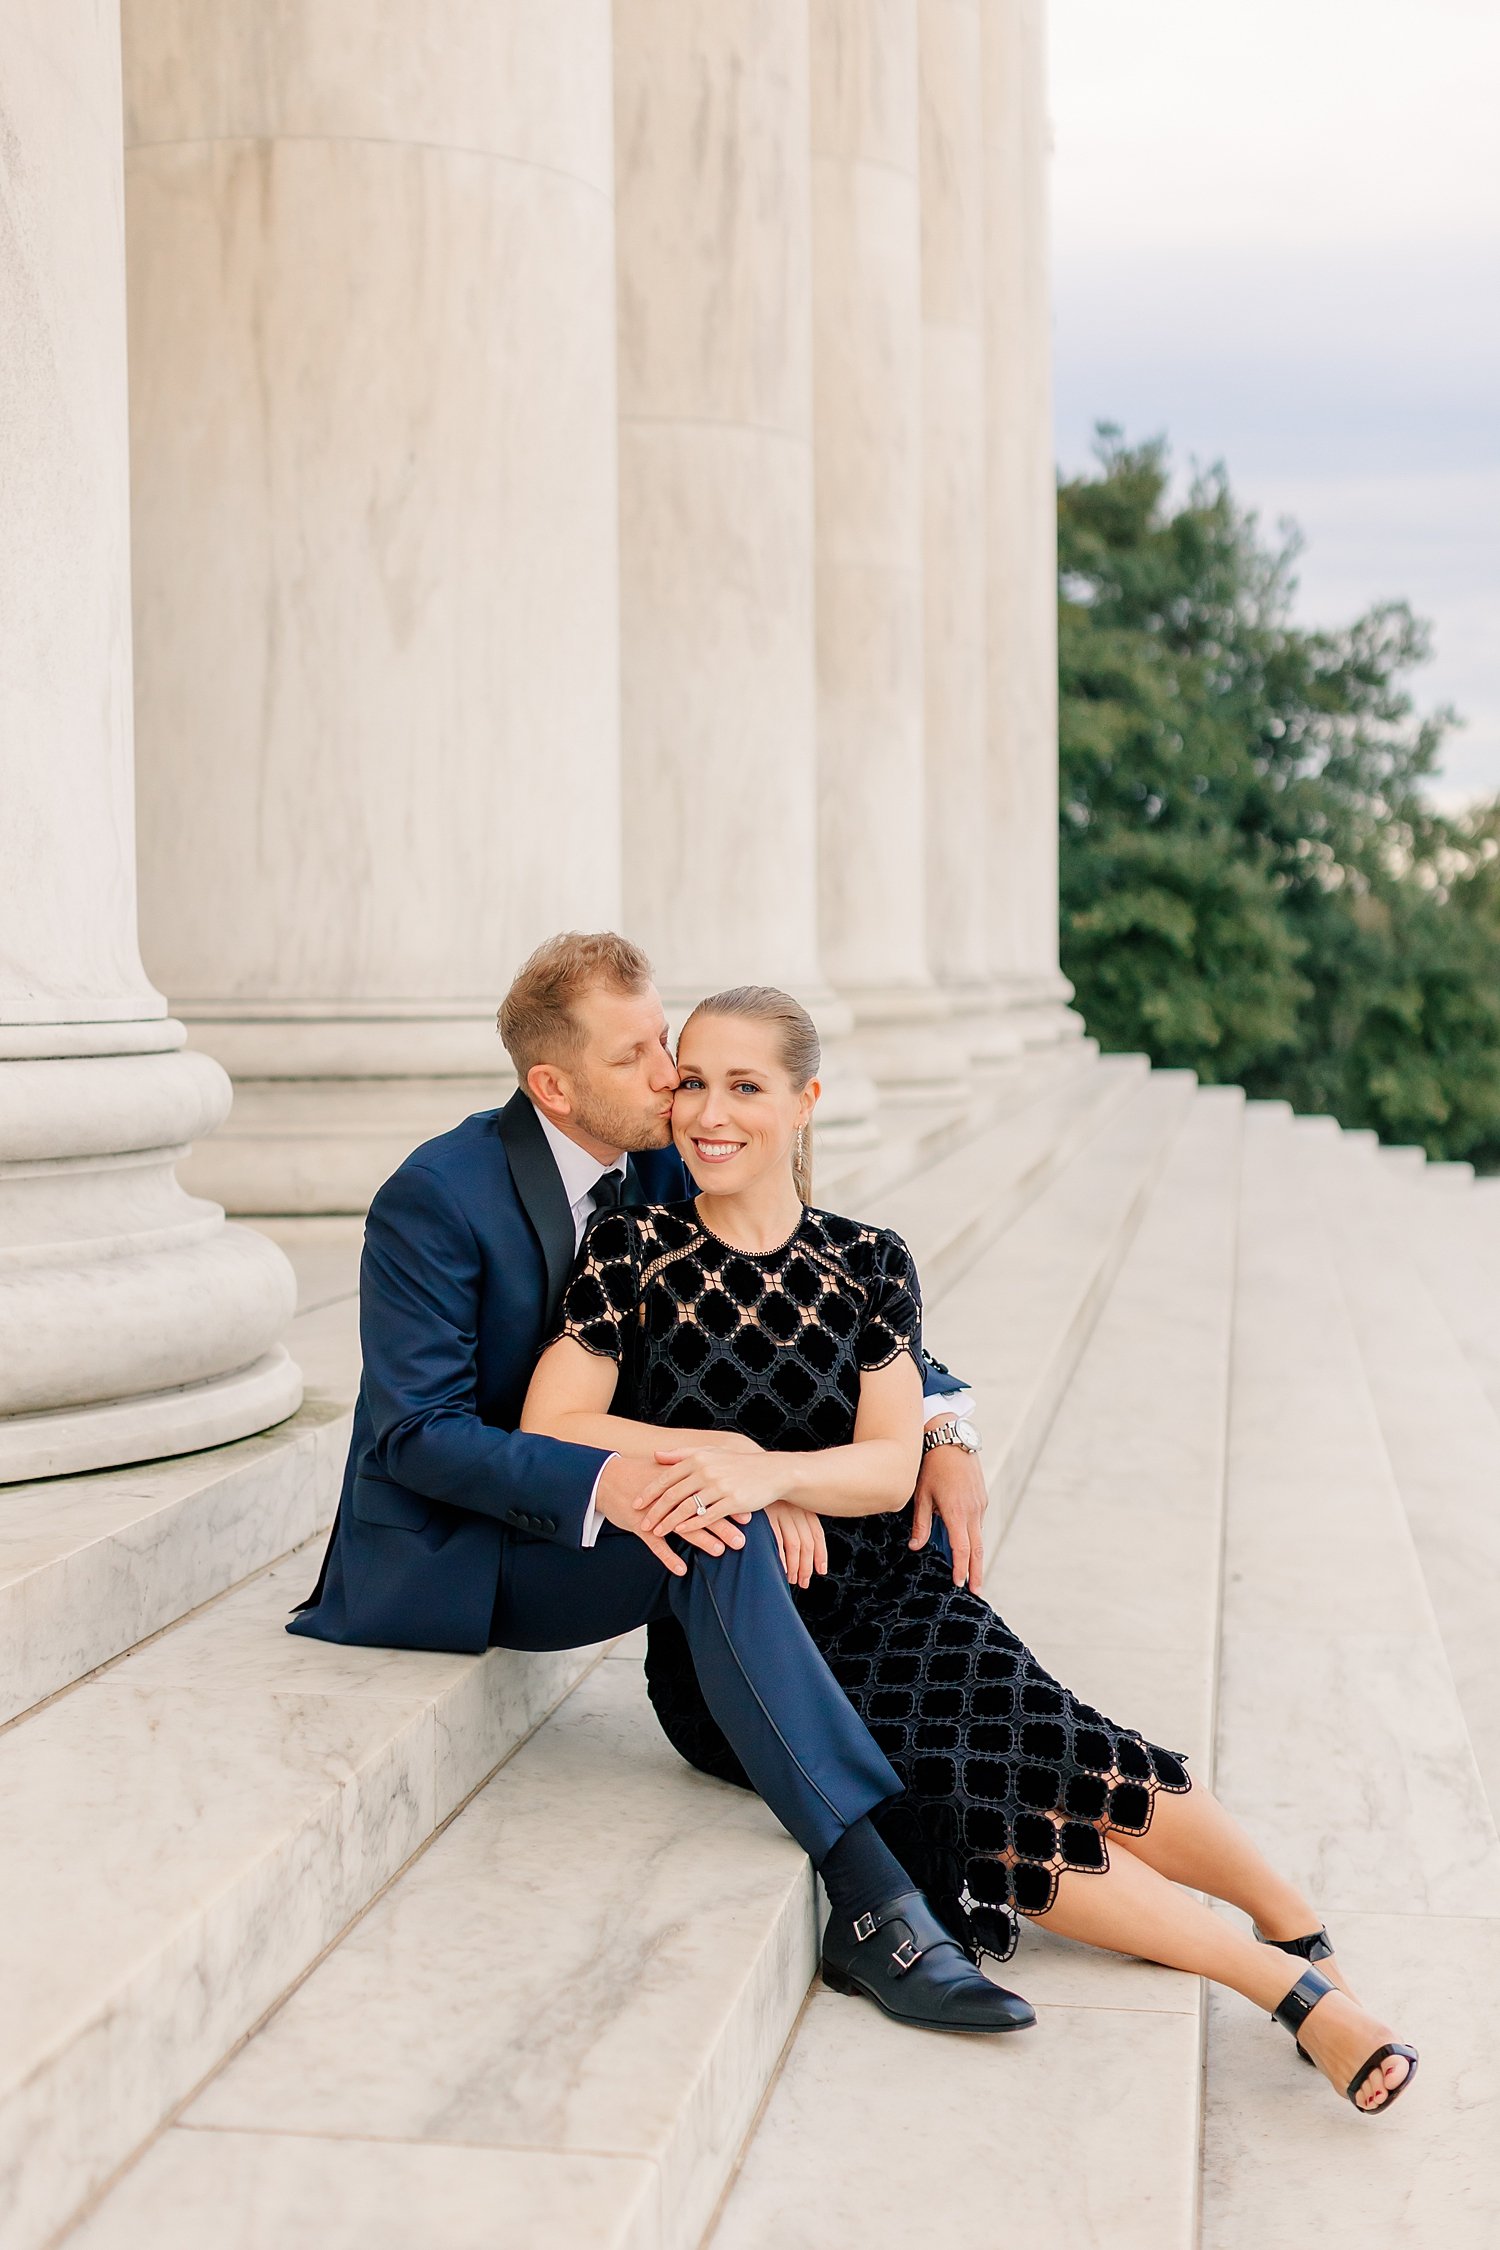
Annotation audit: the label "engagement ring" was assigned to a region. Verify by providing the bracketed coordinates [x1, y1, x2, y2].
[692, 1494, 708, 1516]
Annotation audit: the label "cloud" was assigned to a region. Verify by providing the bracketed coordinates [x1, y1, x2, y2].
[1049, 0, 1500, 797]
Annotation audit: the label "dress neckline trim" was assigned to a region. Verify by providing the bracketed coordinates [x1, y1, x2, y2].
[689, 1204, 811, 1259]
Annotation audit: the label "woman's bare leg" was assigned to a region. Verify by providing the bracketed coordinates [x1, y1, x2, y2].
[1107, 1783, 1356, 1988]
[1032, 1842, 1412, 2111]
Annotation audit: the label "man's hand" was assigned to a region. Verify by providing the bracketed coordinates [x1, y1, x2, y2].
[765, 1499, 828, 1589]
[594, 1453, 746, 1575]
[909, 1425, 987, 1595]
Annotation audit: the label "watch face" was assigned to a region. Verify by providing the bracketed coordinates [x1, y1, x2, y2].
[955, 1418, 981, 1453]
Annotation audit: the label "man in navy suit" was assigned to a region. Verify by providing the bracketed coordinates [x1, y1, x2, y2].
[289, 932, 1031, 2035]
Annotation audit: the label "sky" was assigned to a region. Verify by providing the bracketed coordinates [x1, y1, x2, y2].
[1047, 0, 1500, 807]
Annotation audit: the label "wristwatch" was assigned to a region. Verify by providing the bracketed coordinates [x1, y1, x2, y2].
[922, 1417, 982, 1457]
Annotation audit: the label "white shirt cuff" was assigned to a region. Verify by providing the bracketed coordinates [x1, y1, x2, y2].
[923, 1389, 975, 1426]
[580, 1455, 615, 1548]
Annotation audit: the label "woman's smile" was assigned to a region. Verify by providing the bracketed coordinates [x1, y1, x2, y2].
[690, 1136, 746, 1164]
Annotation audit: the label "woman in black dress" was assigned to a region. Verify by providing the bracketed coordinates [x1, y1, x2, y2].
[522, 986, 1416, 2116]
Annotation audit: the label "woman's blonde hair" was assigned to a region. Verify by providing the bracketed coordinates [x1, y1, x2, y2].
[681, 986, 821, 1204]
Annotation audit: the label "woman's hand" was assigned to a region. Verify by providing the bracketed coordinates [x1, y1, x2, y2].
[679, 1429, 763, 1456]
[636, 1445, 789, 1540]
[765, 1500, 828, 1589]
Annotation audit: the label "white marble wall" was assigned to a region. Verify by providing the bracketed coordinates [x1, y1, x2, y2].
[808, 0, 969, 1100]
[123, 0, 626, 1208]
[75, 0, 1073, 1216]
[612, 0, 877, 1142]
[0, 1, 298, 1481]
[981, 0, 1076, 1040]
[917, 0, 1015, 1062]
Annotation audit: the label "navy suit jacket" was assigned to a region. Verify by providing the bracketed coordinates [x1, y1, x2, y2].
[288, 1089, 967, 1655]
[287, 1092, 691, 1653]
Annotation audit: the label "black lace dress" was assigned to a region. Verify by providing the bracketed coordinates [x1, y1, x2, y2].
[557, 1200, 1189, 1963]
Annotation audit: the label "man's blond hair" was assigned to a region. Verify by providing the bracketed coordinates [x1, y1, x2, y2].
[498, 931, 654, 1079]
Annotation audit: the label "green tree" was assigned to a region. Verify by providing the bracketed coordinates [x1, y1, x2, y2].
[1057, 430, 1500, 1167]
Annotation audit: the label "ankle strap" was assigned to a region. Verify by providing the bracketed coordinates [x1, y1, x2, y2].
[1272, 1966, 1335, 2036]
[1255, 1923, 1334, 1964]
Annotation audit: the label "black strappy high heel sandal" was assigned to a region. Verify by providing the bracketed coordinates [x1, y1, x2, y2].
[1256, 1926, 1336, 2065]
[1272, 1967, 1420, 2116]
[1256, 1922, 1334, 1965]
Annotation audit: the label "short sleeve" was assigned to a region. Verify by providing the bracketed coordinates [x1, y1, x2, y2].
[858, 1230, 924, 1375]
[556, 1208, 640, 1362]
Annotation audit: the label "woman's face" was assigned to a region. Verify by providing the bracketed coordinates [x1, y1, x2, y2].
[671, 1013, 816, 1194]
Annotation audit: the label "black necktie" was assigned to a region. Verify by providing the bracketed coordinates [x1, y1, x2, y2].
[590, 1167, 625, 1215]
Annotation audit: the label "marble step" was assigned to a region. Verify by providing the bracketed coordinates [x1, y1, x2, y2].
[707, 1086, 1244, 2250]
[0, 1554, 603, 2250]
[935, 1066, 1199, 1542]
[819, 1037, 1101, 1212]
[1200, 1103, 1500, 2248]
[1376, 1141, 1428, 1176]
[1305, 1119, 1500, 1824]
[2, 1061, 1150, 2249]
[862, 1049, 1150, 1300]
[65, 1654, 814, 2250]
[58, 1082, 1231, 2250]
[0, 1054, 1122, 1728]
[0, 1277, 360, 1726]
[1397, 1163, 1500, 1426]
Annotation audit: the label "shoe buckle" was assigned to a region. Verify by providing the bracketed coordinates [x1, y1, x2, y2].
[890, 1937, 922, 1974]
[852, 1911, 877, 1943]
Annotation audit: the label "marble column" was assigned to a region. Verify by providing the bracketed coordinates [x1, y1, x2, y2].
[808, 0, 970, 1103]
[0, 3, 299, 1480]
[123, 0, 625, 1211]
[980, 0, 1078, 1044]
[612, 0, 876, 1142]
[916, 0, 1020, 1064]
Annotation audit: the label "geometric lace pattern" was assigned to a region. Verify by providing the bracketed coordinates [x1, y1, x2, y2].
[556, 1200, 1190, 1963]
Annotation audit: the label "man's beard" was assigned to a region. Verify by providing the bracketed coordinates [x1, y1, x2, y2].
[569, 1080, 675, 1156]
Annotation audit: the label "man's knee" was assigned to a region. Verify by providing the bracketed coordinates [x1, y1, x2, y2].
[674, 1508, 798, 1623]
[683, 1507, 781, 1575]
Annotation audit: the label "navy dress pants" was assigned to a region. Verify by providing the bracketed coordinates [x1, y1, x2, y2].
[489, 1509, 898, 1863]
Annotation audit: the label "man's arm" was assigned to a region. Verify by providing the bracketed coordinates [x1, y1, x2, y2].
[914, 1343, 984, 1591]
[359, 1161, 610, 1547]
[921, 1342, 974, 1431]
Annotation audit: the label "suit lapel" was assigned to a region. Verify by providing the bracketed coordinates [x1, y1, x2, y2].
[629, 1144, 695, 1205]
[496, 1091, 577, 1333]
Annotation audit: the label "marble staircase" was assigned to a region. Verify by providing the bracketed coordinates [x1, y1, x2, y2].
[0, 1043, 1104, 1732]
[1, 1044, 1154, 2250]
[1197, 1106, 1500, 2246]
[5, 1059, 1498, 2247]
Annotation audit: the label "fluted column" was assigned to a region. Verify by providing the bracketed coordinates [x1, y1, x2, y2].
[917, 0, 1019, 1064]
[0, 3, 298, 1481]
[123, 1, 625, 1210]
[808, 0, 970, 1102]
[613, 0, 876, 1141]
[981, 0, 1078, 1044]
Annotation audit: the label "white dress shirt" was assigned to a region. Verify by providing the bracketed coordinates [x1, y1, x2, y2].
[528, 1102, 974, 1548]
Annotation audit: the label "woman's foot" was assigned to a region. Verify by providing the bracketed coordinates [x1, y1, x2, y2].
[1291, 1986, 1415, 2112]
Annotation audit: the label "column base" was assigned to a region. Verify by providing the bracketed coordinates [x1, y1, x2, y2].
[176, 1075, 507, 1215]
[0, 1345, 303, 1483]
[969, 973, 1085, 1066]
[941, 980, 1029, 1068]
[0, 1040, 302, 1479]
[840, 983, 975, 1110]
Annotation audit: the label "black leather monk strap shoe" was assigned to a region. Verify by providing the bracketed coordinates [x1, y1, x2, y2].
[821, 1889, 1036, 2035]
